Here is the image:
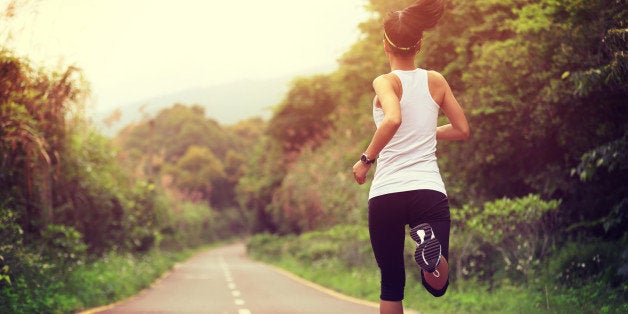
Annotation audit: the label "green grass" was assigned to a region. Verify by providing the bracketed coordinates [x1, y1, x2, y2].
[0, 246, 206, 314]
[273, 255, 381, 303]
[68, 249, 190, 311]
[247, 225, 628, 314]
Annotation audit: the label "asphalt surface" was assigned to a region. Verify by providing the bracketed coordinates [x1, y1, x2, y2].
[87, 242, 388, 314]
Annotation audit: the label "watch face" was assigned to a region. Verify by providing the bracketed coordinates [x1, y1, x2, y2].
[361, 154, 368, 163]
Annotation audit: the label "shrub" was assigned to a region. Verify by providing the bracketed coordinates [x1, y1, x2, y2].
[247, 225, 374, 268]
[546, 236, 628, 289]
[460, 194, 560, 283]
[39, 224, 87, 270]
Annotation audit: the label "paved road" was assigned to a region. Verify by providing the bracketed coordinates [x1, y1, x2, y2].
[87, 242, 387, 314]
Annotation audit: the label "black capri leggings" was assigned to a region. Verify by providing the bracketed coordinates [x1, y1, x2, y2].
[368, 189, 451, 301]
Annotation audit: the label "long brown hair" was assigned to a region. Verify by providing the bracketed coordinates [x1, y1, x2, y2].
[383, 0, 445, 55]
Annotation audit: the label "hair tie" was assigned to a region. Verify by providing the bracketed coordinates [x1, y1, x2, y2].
[384, 31, 421, 51]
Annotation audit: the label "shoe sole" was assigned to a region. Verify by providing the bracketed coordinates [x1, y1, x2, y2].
[410, 223, 442, 273]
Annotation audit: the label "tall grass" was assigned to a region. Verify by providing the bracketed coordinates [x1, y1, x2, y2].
[0, 248, 199, 314]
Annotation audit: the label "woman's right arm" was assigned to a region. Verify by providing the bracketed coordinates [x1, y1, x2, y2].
[428, 71, 470, 141]
[353, 74, 402, 185]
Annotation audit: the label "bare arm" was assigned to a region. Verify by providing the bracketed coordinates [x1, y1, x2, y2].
[353, 74, 402, 185]
[364, 75, 402, 159]
[428, 71, 470, 141]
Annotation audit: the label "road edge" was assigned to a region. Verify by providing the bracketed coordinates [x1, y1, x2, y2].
[259, 261, 421, 314]
[75, 263, 178, 314]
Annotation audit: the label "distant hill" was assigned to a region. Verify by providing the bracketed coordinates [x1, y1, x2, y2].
[92, 76, 292, 136]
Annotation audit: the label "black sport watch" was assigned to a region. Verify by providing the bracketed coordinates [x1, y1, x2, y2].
[360, 153, 376, 165]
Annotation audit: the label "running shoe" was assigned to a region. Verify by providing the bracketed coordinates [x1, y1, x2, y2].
[410, 223, 442, 273]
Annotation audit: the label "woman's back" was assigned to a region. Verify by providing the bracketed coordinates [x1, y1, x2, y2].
[369, 68, 446, 199]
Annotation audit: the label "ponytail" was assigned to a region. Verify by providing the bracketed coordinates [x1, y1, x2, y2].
[383, 0, 445, 54]
[403, 0, 445, 32]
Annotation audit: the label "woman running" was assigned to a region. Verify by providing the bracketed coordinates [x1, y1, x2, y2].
[352, 1, 469, 313]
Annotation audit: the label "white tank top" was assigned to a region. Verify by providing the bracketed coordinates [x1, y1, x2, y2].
[369, 68, 447, 199]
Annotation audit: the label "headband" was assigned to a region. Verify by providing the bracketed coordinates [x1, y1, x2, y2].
[384, 30, 421, 51]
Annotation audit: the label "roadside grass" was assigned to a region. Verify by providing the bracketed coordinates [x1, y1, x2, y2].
[69, 248, 194, 312]
[1, 246, 207, 314]
[246, 224, 628, 314]
[271, 255, 381, 303]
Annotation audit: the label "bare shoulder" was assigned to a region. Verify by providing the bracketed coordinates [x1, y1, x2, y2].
[426, 70, 448, 104]
[374, 73, 402, 98]
[427, 70, 447, 86]
[373, 73, 395, 87]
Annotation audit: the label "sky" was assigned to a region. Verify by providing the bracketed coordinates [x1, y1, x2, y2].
[1, 0, 370, 118]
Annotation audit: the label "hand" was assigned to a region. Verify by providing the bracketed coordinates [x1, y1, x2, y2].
[353, 160, 371, 185]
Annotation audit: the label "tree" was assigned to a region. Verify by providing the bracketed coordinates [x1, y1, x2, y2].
[240, 0, 627, 240]
[169, 145, 225, 205]
[0, 49, 83, 237]
[267, 75, 337, 156]
[116, 104, 257, 209]
[236, 136, 285, 233]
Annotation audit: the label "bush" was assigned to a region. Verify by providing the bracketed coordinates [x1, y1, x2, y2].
[546, 236, 628, 289]
[460, 194, 560, 283]
[39, 224, 87, 271]
[247, 224, 374, 268]
[247, 223, 628, 314]
[0, 203, 22, 287]
[159, 202, 244, 250]
[246, 232, 287, 261]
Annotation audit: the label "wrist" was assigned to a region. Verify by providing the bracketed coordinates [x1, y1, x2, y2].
[360, 153, 376, 165]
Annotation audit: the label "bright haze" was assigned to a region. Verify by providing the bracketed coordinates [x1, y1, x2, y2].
[2, 0, 369, 128]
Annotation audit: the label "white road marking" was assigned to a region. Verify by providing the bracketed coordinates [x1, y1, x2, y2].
[220, 255, 252, 313]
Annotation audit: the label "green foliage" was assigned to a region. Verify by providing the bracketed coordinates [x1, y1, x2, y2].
[267, 75, 337, 153]
[239, 0, 627, 263]
[123, 180, 165, 252]
[235, 0, 627, 235]
[267, 141, 369, 234]
[116, 104, 257, 208]
[236, 136, 287, 233]
[39, 224, 87, 270]
[545, 237, 628, 289]
[64, 249, 182, 311]
[248, 225, 628, 314]
[459, 195, 560, 283]
[247, 224, 374, 269]
[574, 134, 628, 183]
[167, 145, 225, 203]
[0, 247, 194, 314]
[0, 203, 22, 287]
[159, 201, 244, 250]
[117, 104, 237, 164]
[0, 44, 218, 312]
[247, 225, 380, 301]
[0, 48, 84, 235]
[57, 128, 131, 253]
[2, 0, 626, 311]
[420, 0, 627, 206]
[565, 134, 628, 239]
[0, 46, 170, 256]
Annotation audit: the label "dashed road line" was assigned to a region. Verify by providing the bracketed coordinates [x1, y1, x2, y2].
[220, 256, 251, 314]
